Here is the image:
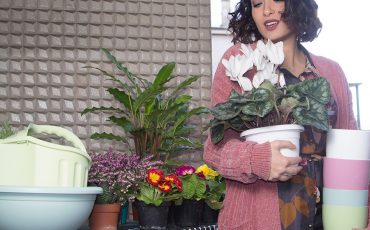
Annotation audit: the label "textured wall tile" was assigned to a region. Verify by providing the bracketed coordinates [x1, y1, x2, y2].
[0, 0, 212, 160]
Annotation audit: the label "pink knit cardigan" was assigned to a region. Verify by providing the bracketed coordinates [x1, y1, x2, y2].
[203, 43, 359, 230]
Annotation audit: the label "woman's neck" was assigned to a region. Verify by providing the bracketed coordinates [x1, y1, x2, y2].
[281, 38, 306, 77]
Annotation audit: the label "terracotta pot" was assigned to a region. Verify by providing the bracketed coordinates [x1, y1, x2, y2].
[89, 203, 121, 230]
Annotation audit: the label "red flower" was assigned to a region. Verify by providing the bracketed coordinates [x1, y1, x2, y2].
[164, 174, 176, 182]
[157, 181, 172, 193]
[146, 168, 163, 186]
[196, 171, 206, 179]
[173, 177, 183, 192]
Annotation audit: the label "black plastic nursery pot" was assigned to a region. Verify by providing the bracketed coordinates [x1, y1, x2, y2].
[202, 203, 219, 225]
[173, 199, 204, 227]
[135, 200, 171, 230]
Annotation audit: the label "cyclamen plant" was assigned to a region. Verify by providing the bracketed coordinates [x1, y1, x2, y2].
[210, 40, 331, 144]
[88, 149, 161, 204]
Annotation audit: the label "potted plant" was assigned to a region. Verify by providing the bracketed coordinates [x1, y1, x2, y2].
[135, 167, 183, 229]
[195, 164, 225, 225]
[81, 49, 208, 161]
[88, 148, 161, 230]
[209, 40, 331, 155]
[171, 165, 207, 227]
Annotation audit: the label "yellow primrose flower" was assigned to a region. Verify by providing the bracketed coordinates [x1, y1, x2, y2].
[195, 164, 219, 180]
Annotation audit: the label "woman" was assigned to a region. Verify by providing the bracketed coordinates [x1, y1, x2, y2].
[203, 0, 358, 229]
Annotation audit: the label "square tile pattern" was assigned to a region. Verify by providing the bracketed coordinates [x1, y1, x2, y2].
[0, 0, 212, 163]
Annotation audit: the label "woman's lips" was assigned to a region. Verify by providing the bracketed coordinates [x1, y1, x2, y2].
[264, 20, 279, 31]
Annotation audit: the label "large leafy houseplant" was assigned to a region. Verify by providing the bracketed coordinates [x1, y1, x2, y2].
[88, 149, 161, 204]
[210, 40, 331, 144]
[82, 49, 208, 161]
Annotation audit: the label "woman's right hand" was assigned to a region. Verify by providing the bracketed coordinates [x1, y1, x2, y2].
[268, 140, 303, 182]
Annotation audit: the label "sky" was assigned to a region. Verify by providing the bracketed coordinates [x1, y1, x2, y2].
[211, 0, 370, 130]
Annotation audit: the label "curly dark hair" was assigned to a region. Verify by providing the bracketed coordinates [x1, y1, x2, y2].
[228, 0, 322, 44]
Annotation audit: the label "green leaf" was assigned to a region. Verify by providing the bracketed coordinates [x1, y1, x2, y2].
[278, 97, 300, 115]
[241, 101, 274, 117]
[228, 116, 248, 131]
[210, 120, 225, 144]
[90, 132, 128, 144]
[81, 106, 123, 116]
[107, 88, 133, 111]
[297, 77, 331, 104]
[108, 116, 134, 133]
[170, 75, 200, 97]
[181, 175, 196, 199]
[211, 101, 241, 120]
[292, 99, 329, 131]
[101, 48, 137, 86]
[153, 62, 176, 86]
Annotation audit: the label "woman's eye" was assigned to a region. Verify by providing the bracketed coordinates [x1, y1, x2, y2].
[253, 2, 262, 7]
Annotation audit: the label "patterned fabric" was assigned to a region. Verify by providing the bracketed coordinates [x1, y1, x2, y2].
[277, 46, 338, 230]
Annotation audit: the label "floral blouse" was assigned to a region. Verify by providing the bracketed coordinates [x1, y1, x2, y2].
[277, 45, 337, 230]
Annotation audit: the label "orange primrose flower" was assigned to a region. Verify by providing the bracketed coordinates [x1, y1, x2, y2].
[165, 174, 183, 192]
[146, 168, 163, 186]
[158, 181, 172, 193]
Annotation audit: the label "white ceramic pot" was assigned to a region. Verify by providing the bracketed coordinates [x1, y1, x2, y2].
[326, 128, 370, 160]
[240, 124, 304, 157]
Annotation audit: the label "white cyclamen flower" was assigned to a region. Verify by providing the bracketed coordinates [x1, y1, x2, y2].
[278, 72, 286, 87]
[222, 53, 254, 91]
[265, 40, 284, 65]
[253, 62, 278, 87]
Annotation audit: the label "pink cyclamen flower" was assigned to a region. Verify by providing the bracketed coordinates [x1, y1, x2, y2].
[175, 165, 196, 176]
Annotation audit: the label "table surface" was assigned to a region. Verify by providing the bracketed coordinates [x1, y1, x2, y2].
[79, 221, 218, 230]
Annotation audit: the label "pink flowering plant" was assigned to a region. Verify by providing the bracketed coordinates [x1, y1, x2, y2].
[173, 165, 207, 205]
[88, 148, 161, 204]
[210, 40, 331, 144]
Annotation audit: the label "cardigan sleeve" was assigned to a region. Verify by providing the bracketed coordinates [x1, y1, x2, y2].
[311, 54, 357, 130]
[331, 62, 358, 129]
[203, 44, 272, 183]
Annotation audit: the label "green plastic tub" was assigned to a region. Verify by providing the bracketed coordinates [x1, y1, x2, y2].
[0, 124, 91, 187]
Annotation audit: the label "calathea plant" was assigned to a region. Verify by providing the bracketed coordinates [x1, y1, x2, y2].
[209, 40, 331, 144]
[82, 49, 208, 161]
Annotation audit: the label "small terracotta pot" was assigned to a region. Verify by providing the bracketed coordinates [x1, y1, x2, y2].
[89, 203, 121, 230]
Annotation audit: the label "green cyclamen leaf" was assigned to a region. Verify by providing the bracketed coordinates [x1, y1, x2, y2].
[241, 101, 274, 117]
[292, 99, 329, 131]
[210, 122, 225, 144]
[297, 77, 331, 104]
[211, 101, 241, 120]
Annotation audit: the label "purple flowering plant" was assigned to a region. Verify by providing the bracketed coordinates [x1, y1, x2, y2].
[173, 165, 206, 205]
[173, 164, 225, 210]
[88, 148, 162, 204]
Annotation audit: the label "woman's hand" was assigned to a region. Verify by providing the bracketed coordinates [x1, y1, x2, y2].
[268, 140, 303, 182]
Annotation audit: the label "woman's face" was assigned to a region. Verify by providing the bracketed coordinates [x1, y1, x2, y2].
[251, 0, 295, 43]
